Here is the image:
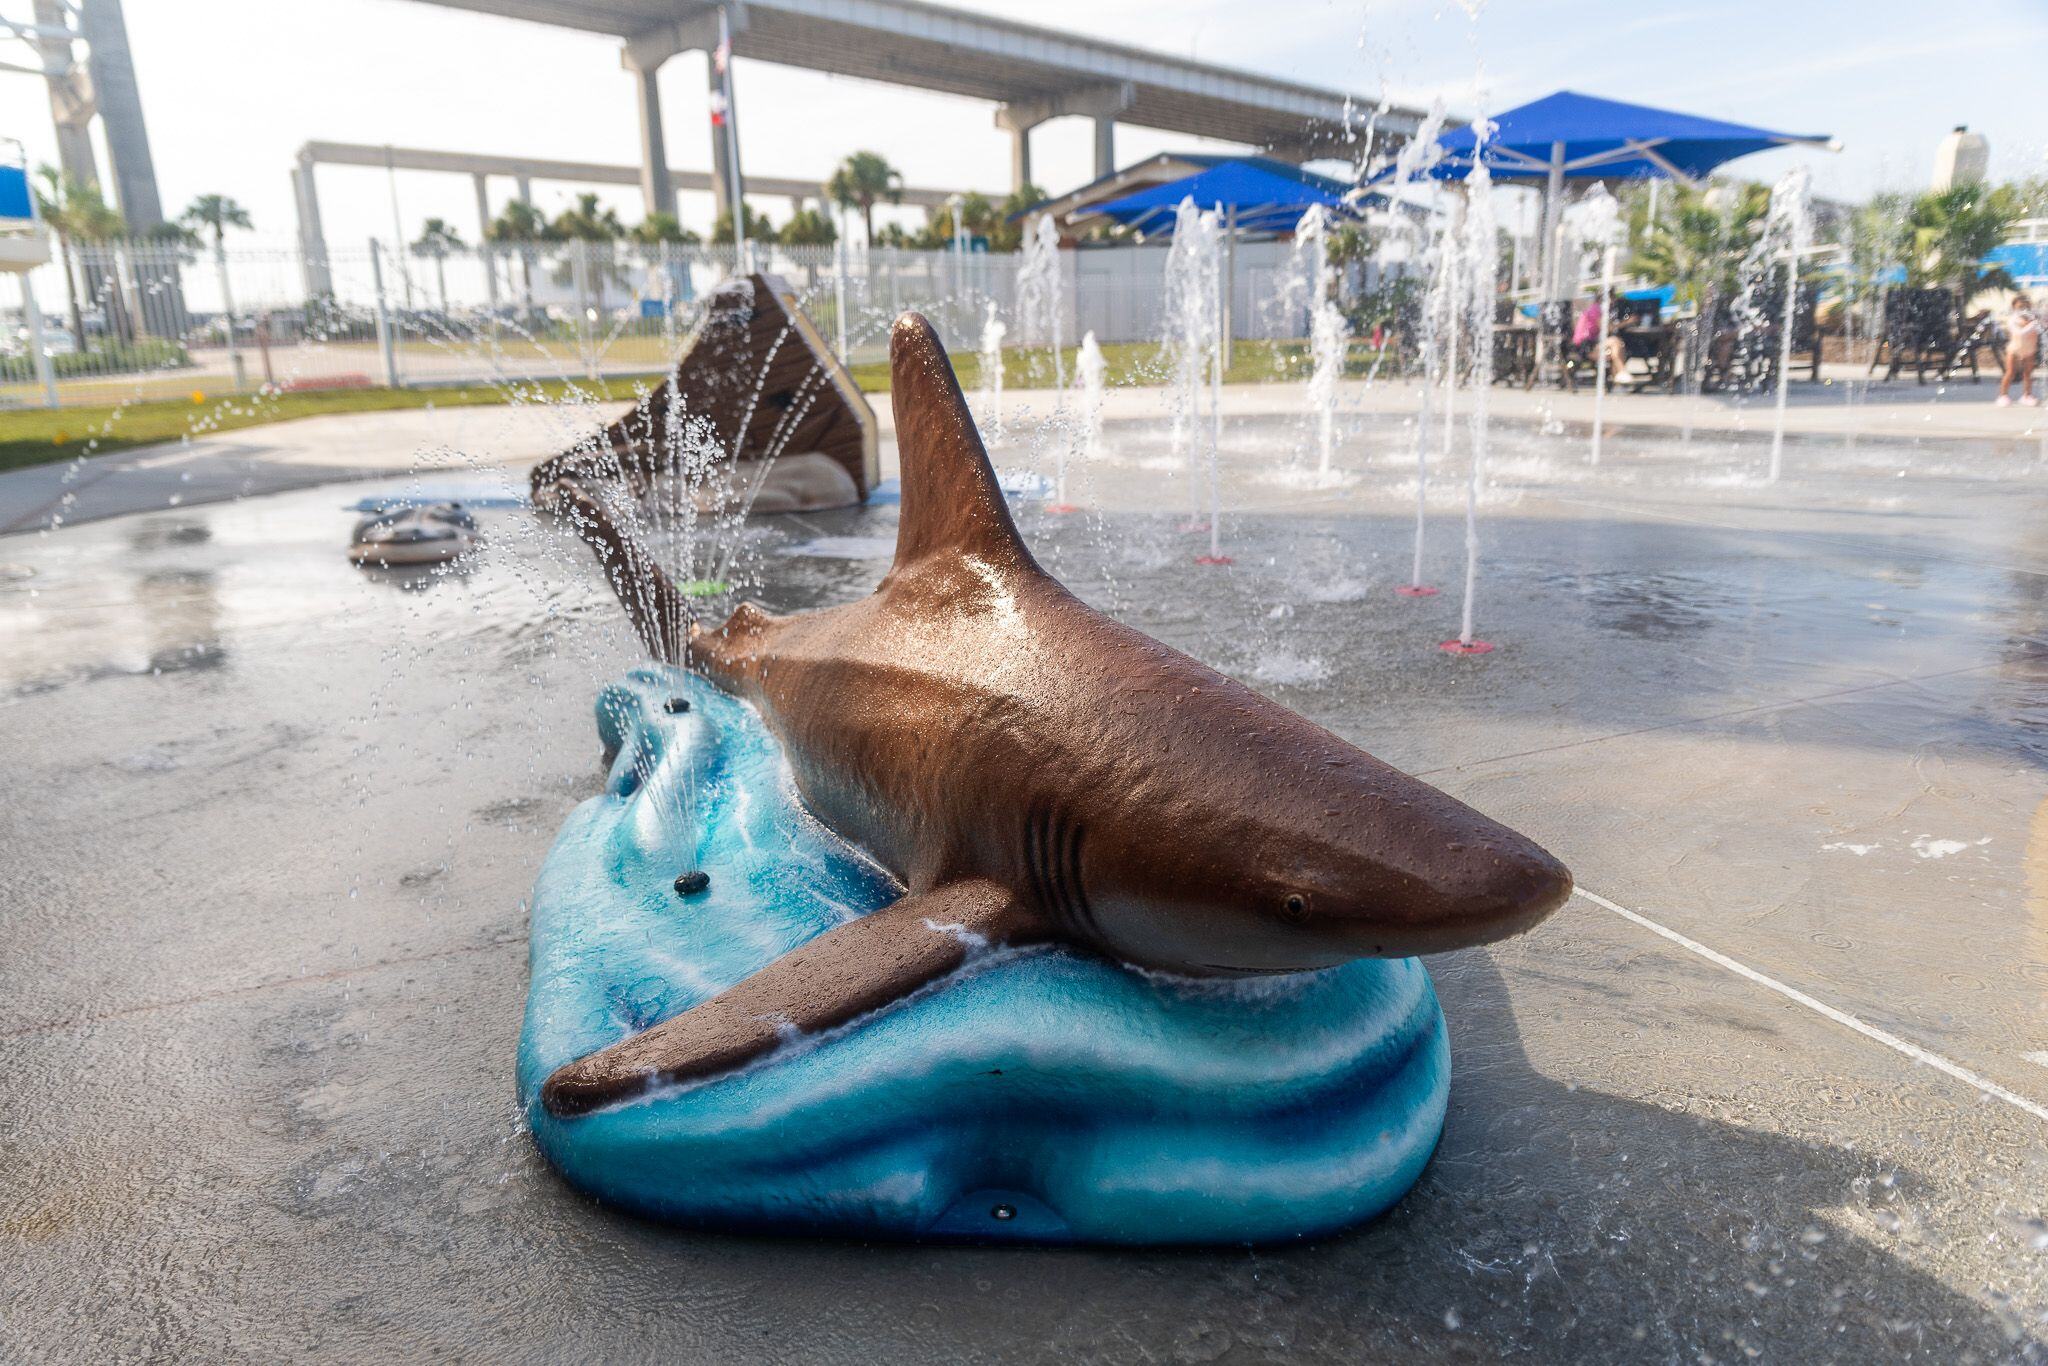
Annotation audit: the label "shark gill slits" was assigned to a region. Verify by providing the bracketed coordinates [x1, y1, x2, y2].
[1060, 819, 1093, 936]
[1023, 804, 1052, 921]
[1025, 800, 1095, 938]
[674, 870, 711, 897]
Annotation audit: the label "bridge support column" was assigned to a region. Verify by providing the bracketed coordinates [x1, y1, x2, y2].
[473, 172, 500, 309]
[32, 0, 98, 190]
[292, 153, 334, 300]
[996, 82, 1132, 196]
[624, 56, 676, 218]
[623, 11, 743, 229]
[78, 0, 165, 232]
[1006, 122, 1036, 194]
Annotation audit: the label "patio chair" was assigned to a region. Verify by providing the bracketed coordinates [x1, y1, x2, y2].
[1490, 300, 1537, 386]
[1871, 288, 1961, 384]
[1491, 327, 1536, 387]
[1733, 279, 1822, 390]
[1693, 298, 1741, 392]
[1527, 301, 1587, 392]
[1619, 325, 1681, 393]
[1951, 310, 1999, 381]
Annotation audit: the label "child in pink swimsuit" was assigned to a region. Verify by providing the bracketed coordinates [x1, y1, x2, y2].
[1999, 295, 2039, 407]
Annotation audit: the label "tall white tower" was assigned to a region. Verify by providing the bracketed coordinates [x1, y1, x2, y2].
[1932, 125, 1990, 191]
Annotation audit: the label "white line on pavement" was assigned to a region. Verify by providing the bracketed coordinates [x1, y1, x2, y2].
[1574, 886, 2048, 1126]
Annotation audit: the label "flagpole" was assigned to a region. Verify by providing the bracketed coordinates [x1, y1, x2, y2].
[716, 6, 747, 274]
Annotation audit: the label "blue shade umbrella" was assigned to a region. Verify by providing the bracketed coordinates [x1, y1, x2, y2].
[1091, 158, 1357, 238]
[1378, 90, 1834, 297]
[1416, 90, 1834, 188]
[1093, 158, 1364, 365]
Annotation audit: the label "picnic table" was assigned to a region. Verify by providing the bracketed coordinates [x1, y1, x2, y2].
[1491, 316, 1678, 393]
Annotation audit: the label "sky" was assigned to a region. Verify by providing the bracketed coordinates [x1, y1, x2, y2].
[1, 0, 2044, 251]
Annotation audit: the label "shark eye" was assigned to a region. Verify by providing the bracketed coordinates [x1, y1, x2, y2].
[1281, 893, 1310, 922]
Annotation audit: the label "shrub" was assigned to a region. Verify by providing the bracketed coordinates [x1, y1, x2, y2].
[0, 337, 193, 382]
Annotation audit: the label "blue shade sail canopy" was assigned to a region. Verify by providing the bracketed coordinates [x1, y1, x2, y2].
[1380, 89, 1834, 187]
[1093, 158, 1358, 236]
[0, 165, 33, 222]
[1987, 242, 2048, 286]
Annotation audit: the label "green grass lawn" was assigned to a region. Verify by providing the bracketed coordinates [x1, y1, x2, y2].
[0, 375, 664, 475]
[0, 339, 1394, 475]
[851, 338, 1391, 394]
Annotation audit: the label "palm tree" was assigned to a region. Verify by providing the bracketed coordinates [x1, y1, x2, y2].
[956, 191, 997, 241]
[778, 207, 836, 247]
[1829, 192, 1908, 356]
[630, 211, 700, 246]
[1634, 183, 1769, 310]
[548, 194, 627, 311]
[549, 193, 626, 242]
[487, 199, 552, 243]
[825, 151, 903, 245]
[910, 193, 993, 250]
[712, 204, 776, 245]
[486, 199, 553, 320]
[1632, 183, 1769, 391]
[33, 166, 124, 347]
[179, 196, 252, 346]
[144, 220, 199, 252]
[989, 184, 1046, 253]
[180, 193, 251, 251]
[778, 207, 836, 284]
[411, 217, 465, 311]
[1898, 184, 2023, 301]
[629, 212, 700, 310]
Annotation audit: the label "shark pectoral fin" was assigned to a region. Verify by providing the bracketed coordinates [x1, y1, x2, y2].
[541, 880, 1029, 1117]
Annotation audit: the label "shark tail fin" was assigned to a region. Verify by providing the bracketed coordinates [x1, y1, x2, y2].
[887, 312, 1038, 575]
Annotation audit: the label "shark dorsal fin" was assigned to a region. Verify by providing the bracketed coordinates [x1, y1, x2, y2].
[888, 313, 1038, 576]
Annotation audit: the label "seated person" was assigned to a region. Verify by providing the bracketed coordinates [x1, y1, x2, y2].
[1571, 292, 1630, 376]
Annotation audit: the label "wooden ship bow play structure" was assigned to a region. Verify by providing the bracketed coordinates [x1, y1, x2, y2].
[529, 271, 877, 608]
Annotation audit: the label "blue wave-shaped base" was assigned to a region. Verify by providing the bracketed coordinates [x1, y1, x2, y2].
[519, 668, 1450, 1245]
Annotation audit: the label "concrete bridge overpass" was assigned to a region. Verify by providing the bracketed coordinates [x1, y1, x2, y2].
[402, 0, 1422, 219]
[289, 137, 978, 288]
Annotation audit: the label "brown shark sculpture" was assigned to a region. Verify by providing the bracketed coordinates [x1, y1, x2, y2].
[536, 313, 1571, 1118]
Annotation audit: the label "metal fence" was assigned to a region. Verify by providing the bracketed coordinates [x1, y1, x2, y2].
[0, 235, 1395, 410]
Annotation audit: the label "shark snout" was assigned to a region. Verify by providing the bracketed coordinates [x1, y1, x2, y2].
[1336, 822, 1571, 957]
[1413, 834, 1573, 950]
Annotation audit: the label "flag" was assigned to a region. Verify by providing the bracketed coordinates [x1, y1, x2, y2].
[709, 90, 728, 127]
[713, 37, 730, 75]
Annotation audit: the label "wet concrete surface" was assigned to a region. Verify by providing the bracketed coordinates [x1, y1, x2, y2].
[0, 403, 582, 534]
[3, 408, 2047, 1362]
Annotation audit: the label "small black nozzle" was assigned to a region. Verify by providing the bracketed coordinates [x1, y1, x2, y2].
[663, 696, 690, 714]
[674, 870, 711, 897]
